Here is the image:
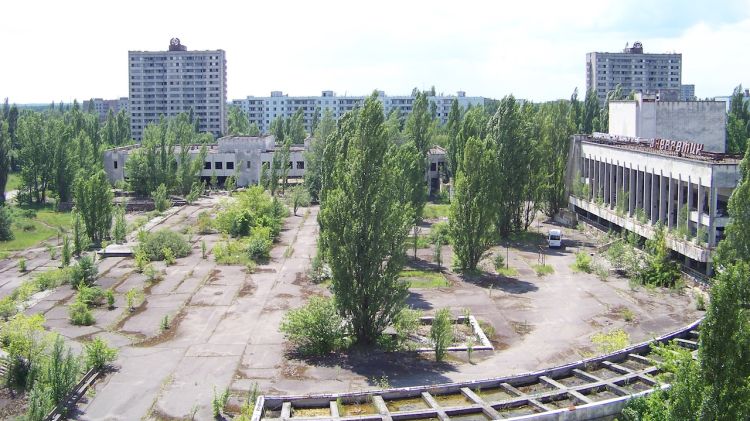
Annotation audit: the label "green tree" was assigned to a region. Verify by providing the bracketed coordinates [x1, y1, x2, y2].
[0, 205, 13, 241]
[304, 109, 335, 202]
[275, 137, 291, 194]
[51, 118, 76, 205]
[540, 100, 575, 216]
[430, 308, 453, 362]
[112, 205, 126, 244]
[319, 93, 412, 344]
[716, 141, 750, 265]
[0, 120, 10, 204]
[45, 335, 79, 405]
[582, 89, 599, 134]
[248, 122, 260, 136]
[83, 337, 118, 370]
[227, 105, 251, 135]
[391, 142, 426, 259]
[288, 108, 306, 144]
[445, 99, 462, 178]
[152, 183, 170, 212]
[17, 111, 54, 204]
[287, 185, 310, 216]
[404, 91, 431, 155]
[74, 170, 113, 247]
[726, 85, 749, 154]
[449, 137, 496, 270]
[72, 209, 86, 256]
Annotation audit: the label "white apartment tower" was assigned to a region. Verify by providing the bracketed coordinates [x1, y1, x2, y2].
[586, 42, 681, 104]
[128, 38, 227, 141]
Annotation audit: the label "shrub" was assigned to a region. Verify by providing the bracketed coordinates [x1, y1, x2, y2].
[112, 206, 127, 244]
[0, 205, 14, 241]
[196, 211, 213, 234]
[493, 253, 505, 271]
[106, 289, 115, 309]
[76, 285, 106, 306]
[639, 225, 680, 287]
[429, 222, 450, 245]
[573, 252, 593, 273]
[126, 288, 144, 311]
[18, 258, 26, 272]
[83, 337, 118, 370]
[185, 181, 203, 205]
[592, 329, 629, 354]
[61, 236, 71, 267]
[138, 230, 190, 261]
[695, 293, 706, 311]
[152, 183, 171, 213]
[162, 247, 176, 265]
[0, 297, 17, 320]
[212, 387, 230, 419]
[201, 240, 207, 259]
[247, 227, 272, 260]
[279, 296, 346, 356]
[394, 308, 421, 348]
[69, 301, 94, 325]
[533, 264, 554, 276]
[71, 255, 98, 289]
[431, 308, 453, 362]
[213, 240, 252, 266]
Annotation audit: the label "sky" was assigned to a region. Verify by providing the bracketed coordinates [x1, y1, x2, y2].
[1, 0, 749, 104]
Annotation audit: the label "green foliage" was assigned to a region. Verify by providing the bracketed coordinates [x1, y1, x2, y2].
[137, 230, 190, 261]
[44, 335, 80, 405]
[393, 308, 422, 348]
[112, 205, 126, 244]
[224, 174, 236, 192]
[0, 205, 13, 240]
[160, 314, 170, 330]
[227, 106, 252, 136]
[201, 240, 207, 259]
[61, 235, 71, 267]
[76, 285, 105, 306]
[152, 183, 170, 213]
[433, 235, 443, 271]
[213, 239, 253, 266]
[74, 170, 113, 246]
[572, 251, 593, 273]
[162, 247, 176, 265]
[287, 185, 311, 216]
[247, 227, 272, 260]
[196, 211, 213, 234]
[319, 93, 411, 344]
[399, 270, 449, 288]
[72, 209, 87, 256]
[185, 181, 203, 204]
[134, 247, 148, 273]
[493, 254, 505, 271]
[638, 225, 680, 287]
[533, 264, 554, 276]
[106, 289, 115, 309]
[212, 387, 230, 419]
[125, 288, 144, 311]
[18, 257, 26, 272]
[84, 337, 118, 370]
[279, 296, 346, 356]
[430, 308, 453, 362]
[304, 109, 336, 202]
[449, 137, 496, 271]
[70, 254, 98, 289]
[591, 329, 629, 354]
[1, 314, 48, 390]
[69, 300, 94, 325]
[215, 186, 284, 238]
[429, 221, 450, 245]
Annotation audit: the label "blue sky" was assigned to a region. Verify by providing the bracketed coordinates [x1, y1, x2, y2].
[0, 0, 748, 103]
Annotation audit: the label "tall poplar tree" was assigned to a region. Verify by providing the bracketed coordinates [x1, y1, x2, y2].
[74, 170, 113, 247]
[319, 93, 412, 344]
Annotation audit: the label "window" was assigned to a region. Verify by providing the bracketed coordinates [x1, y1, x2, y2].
[114, 161, 118, 169]
[204, 161, 211, 170]
[430, 162, 437, 171]
[246, 161, 251, 169]
[288, 161, 293, 169]
[226, 162, 234, 170]
[296, 161, 304, 170]
[215, 162, 223, 170]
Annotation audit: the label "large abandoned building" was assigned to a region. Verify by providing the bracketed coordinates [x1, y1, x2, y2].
[103, 135, 447, 193]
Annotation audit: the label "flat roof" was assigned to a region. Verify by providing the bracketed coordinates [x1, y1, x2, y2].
[578, 134, 741, 165]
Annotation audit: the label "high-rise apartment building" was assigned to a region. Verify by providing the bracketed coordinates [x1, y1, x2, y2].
[232, 90, 485, 133]
[128, 38, 227, 141]
[586, 42, 681, 103]
[82, 97, 129, 121]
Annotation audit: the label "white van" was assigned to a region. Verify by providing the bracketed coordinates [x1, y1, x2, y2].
[548, 229, 562, 248]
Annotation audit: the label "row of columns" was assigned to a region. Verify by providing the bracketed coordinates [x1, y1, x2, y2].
[580, 155, 717, 247]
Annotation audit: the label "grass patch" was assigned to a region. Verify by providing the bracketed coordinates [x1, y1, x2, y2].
[35, 209, 73, 230]
[507, 231, 545, 246]
[496, 266, 519, 277]
[592, 329, 629, 354]
[532, 264, 554, 276]
[399, 270, 450, 288]
[0, 219, 56, 252]
[4, 173, 21, 192]
[423, 203, 450, 219]
[404, 235, 431, 250]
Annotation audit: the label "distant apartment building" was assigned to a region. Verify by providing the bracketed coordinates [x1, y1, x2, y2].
[715, 88, 750, 113]
[82, 97, 129, 121]
[586, 42, 682, 103]
[680, 84, 696, 101]
[128, 38, 227, 141]
[231, 90, 485, 133]
[608, 93, 727, 152]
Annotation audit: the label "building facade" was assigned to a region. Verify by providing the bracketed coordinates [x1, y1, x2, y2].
[680, 84, 695, 101]
[232, 90, 485, 133]
[608, 93, 727, 152]
[128, 38, 227, 141]
[82, 97, 129, 121]
[103, 136, 446, 193]
[586, 42, 682, 104]
[566, 133, 740, 275]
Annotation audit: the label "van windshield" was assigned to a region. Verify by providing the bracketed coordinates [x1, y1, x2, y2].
[549, 234, 561, 241]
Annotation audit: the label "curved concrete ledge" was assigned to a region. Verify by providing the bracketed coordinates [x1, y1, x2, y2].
[250, 318, 701, 421]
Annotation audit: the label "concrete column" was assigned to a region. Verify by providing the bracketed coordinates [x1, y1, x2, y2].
[697, 180, 703, 234]
[615, 161, 622, 210]
[676, 175, 683, 231]
[708, 182, 718, 246]
[605, 160, 612, 206]
[667, 173, 674, 228]
[628, 163, 635, 216]
[643, 168, 650, 220]
[685, 176, 693, 234]
[636, 167, 642, 211]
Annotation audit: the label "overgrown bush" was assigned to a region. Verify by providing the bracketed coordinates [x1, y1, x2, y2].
[247, 227, 272, 260]
[138, 230, 190, 261]
[213, 240, 253, 266]
[279, 296, 346, 356]
[76, 285, 106, 306]
[0, 205, 14, 241]
[430, 308, 453, 362]
[69, 301, 94, 325]
[393, 308, 421, 348]
[429, 221, 450, 245]
[592, 329, 629, 354]
[638, 225, 680, 287]
[112, 206, 127, 244]
[83, 337, 118, 370]
[215, 187, 285, 239]
[573, 251, 593, 273]
[152, 183, 171, 213]
[70, 255, 98, 289]
[196, 211, 213, 234]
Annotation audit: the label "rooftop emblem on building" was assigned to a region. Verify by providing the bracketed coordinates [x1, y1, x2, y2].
[168, 38, 187, 51]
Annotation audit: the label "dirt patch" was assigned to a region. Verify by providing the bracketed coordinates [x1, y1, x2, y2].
[509, 320, 535, 336]
[238, 280, 256, 297]
[134, 307, 187, 347]
[255, 267, 277, 274]
[280, 361, 310, 380]
[0, 388, 27, 420]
